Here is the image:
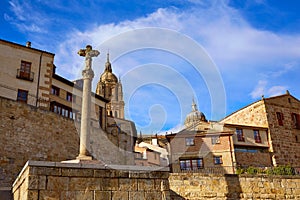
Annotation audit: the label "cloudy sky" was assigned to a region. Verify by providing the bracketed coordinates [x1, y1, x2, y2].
[1, 0, 300, 134]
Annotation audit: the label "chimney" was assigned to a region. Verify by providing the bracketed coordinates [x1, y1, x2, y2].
[26, 41, 31, 48]
[152, 138, 158, 146]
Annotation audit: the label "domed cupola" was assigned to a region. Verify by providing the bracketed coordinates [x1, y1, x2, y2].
[100, 53, 118, 83]
[184, 99, 207, 127]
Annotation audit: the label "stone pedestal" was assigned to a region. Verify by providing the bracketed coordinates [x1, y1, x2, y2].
[12, 161, 170, 200]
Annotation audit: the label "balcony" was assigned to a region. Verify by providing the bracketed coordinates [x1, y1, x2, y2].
[16, 69, 34, 81]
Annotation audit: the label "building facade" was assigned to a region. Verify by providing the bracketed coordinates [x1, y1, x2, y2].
[166, 100, 235, 174]
[221, 91, 300, 168]
[0, 39, 54, 108]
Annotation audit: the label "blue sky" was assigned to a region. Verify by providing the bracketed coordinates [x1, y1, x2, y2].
[1, 0, 300, 134]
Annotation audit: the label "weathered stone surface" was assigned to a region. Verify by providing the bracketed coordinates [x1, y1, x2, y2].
[47, 176, 69, 191]
[13, 161, 171, 200]
[94, 191, 112, 200]
[170, 173, 300, 200]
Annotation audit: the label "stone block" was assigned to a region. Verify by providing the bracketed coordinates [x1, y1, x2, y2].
[144, 192, 162, 200]
[74, 191, 94, 200]
[94, 169, 116, 178]
[101, 178, 118, 191]
[112, 191, 128, 200]
[119, 178, 137, 191]
[47, 176, 69, 191]
[69, 177, 101, 190]
[129, 171, 150, 179]
[31, 166, 61, 176]
[138, 179, 154, 191]
[39, 190, 60, 200]
[149, 171, 169, 179]
[129, 191, 144, 199]
[27, 190, 39, 200]
[94, 191, 112, 200]
[28, 175, 46, 190]
[61, 168, 93, 177]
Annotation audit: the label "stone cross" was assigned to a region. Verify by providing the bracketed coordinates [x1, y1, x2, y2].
[76, 45, 100, 160]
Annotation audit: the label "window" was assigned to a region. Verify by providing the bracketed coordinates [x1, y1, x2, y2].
[236, 129, 245, 142]
[213, 156, 223, 165]
[17, 89, 28, 103]
[276, 112, 284, 126]
[17, 61, 34, 81]
[66, 92, 73, 102]
[50, 102, 76, 119]
[292, 113, 300, 129]
[185, 137, 195, 146]
[180, 158, 203, 170]
[211, 136, 220, 144]
[51, 86, 60, 96]
[253, 130, 262, 143]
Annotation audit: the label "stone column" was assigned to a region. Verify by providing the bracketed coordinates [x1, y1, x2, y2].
[77, 69, 94, 160]
[76, 45, 100, 160]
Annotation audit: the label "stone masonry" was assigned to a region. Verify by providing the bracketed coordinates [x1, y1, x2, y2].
[169, 173, 300, 199]
[0, 96, 133, 195]
[12, 160, 170, 200]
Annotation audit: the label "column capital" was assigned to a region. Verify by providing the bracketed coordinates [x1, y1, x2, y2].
[82, 69, 94, 79]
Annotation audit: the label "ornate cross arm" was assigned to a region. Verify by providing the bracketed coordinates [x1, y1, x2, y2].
[78, 45, 100, 70]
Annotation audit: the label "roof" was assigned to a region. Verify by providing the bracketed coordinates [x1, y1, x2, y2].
[166, 130, 233, 140]
[220, 91, 300, 122]
[223, 123, 268, 131]
[0, 38, 55, 56]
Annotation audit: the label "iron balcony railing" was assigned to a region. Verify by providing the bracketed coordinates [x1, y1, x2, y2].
[16, 69, 34, 81]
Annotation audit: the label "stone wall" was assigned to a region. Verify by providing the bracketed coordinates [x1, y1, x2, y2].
[0, 97, 134, 194]
[220, 100, 268, 127]
[264, 95, 300, 167]
[169, 173, 300, 199]
[0, 97, 79, 190]
[12, 161, 170, 200]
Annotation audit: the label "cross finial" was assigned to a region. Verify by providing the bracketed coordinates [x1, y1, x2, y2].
[78, 45, 100, 70]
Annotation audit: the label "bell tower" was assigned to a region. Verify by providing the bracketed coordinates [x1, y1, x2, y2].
[96, 53, 125, 119]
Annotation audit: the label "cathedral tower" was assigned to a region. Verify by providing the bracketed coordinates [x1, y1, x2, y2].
[96, 53, 125, 119]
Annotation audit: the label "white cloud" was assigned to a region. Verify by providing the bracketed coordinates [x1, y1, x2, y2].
[267, 86, 287, 97]
[6, 0, 49, 33]
[43, 0, 300, 132]
[250, 80, 267, 99]
[250, 80, 287, 99]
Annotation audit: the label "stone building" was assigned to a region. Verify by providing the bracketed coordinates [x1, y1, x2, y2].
[0, 39, 108, 127]
[221, 91, 300, 168]
[0, 39, 54, 108]
[166, 100, 235, 174]
[134, 137, 169, 167]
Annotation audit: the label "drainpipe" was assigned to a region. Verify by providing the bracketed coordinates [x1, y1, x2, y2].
[35, 52, 43, 107]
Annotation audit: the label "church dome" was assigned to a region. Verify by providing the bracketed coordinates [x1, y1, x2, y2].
[100, 53, 118, 83]
[184, 99, 207, 127]
[100, 71, 118, 83]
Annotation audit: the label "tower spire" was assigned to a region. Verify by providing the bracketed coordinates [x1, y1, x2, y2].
[105, 50, 112, 72]
[192, 98, 198, 111]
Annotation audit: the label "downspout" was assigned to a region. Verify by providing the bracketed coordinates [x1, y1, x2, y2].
[35, 52, 43, 107]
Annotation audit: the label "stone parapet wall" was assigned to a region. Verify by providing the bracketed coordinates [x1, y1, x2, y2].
[13, 161, 170, 200]
[169, 173, 300, 199]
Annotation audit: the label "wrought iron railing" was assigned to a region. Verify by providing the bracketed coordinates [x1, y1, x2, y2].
[16, 69, 34, 81]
